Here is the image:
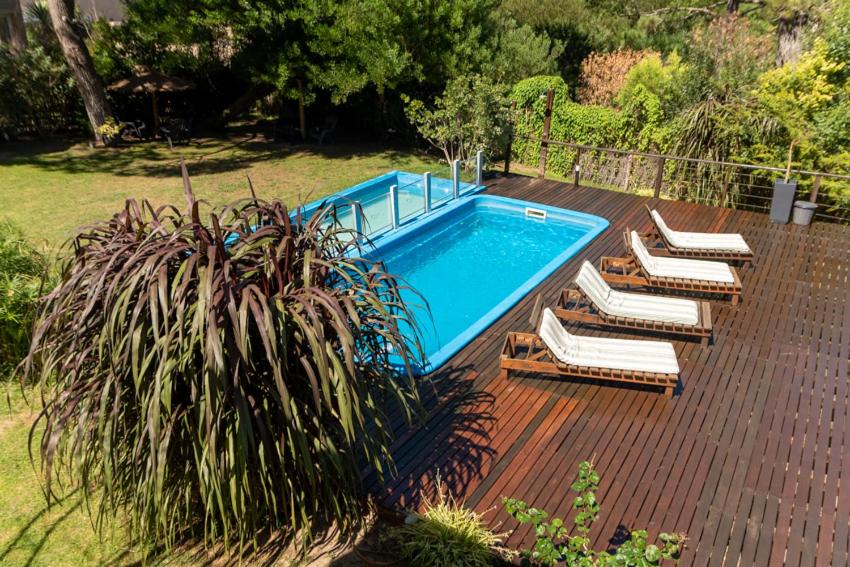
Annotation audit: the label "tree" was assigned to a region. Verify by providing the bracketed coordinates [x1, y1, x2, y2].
[767, 0, 820, 66]
[113, 0, 414, 139]
[6, 0, 27, 51]
[755, 39, 846, 178]
[46, 0, 112, 141]
[480, 13, 563, 86]
[679, 15, 773, 107]
[403, 74, 510, 165]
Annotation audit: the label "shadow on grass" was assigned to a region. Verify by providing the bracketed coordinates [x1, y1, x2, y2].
[0, 134, 431, 180]
[0, 487, 84, 567]
[1, 366, 488, 567]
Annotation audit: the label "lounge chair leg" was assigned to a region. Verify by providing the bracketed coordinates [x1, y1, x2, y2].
[731, 294, 739, 306]
[498, 367, 510, 381]
[664, 386, 674, 398]
[701, 336, 709, 347]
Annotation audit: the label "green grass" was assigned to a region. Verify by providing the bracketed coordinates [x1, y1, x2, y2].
[0, 135, 444, 248]
[0, 387, 143, 566]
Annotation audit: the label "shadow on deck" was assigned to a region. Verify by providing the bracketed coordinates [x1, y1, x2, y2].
[365, 174, 850, 566]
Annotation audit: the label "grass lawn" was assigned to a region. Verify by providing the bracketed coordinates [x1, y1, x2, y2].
[0, 385, 366, 566]
[0, 388, 142, 566]
[0, 134, 445, 248]
[0, 134, 443, 566]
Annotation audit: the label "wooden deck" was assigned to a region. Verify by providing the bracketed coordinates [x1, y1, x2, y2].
[364, 175, 850, 566]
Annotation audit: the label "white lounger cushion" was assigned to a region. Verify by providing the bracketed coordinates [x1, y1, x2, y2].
[651, 210, 751, 253]
[539, 308, 680, 375]
[631, 231, 736, 284]
[575, 261, 699, 325]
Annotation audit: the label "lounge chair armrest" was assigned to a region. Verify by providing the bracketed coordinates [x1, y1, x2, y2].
[600, 256, 631, 273]
[530, 295, 545, 328]
[559, 287, 583, 308]
[700, 300, 712, 330]
[501, 333, 516, 358]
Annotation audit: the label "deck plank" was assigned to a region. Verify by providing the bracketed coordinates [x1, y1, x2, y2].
[364, 175, 850, 566]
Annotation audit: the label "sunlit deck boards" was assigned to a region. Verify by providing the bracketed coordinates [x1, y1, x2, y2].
[364, 175, 850, 566]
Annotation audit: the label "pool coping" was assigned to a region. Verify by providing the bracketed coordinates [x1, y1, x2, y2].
[365, 194, 610, 374]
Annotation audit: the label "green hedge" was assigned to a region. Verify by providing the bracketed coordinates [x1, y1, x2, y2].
[509, 76, 665, 177]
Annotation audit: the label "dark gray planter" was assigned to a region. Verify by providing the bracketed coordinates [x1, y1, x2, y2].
[792, 200, 818, 226]
[770, 179, 797, 224]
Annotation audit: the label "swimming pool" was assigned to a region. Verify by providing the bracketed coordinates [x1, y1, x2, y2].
[370, 195, 609, 373]
[303, 171, 481, 237]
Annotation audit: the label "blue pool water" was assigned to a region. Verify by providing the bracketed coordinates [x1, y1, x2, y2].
[370, 195, 608, 373]
[302, 171, 480, 237]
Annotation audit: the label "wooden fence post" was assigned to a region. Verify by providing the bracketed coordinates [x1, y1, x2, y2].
[537, 89, 554, 179]
[653, 156, 666, 198]
[810, 174, 821, 203]
[504, 100, 516, 174]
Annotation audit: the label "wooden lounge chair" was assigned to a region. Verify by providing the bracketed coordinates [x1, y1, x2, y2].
[499, 307, 679, 397]
[600, 230, 742, 305]
[545, 261, 712, 345]
[641, 205, 754, 262]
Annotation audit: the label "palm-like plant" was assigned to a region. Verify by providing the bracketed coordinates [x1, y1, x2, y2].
[24, 166, 424, 553]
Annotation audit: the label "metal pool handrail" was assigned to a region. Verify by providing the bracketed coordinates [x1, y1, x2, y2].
[348, 156, 487, 240]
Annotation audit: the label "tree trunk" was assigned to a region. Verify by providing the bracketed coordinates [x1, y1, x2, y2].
[46, 0, 112, 141]
[8, 0, 27, 51]
[776, 11, 807, 66]
[725, 0, 739, 13]
[297, 78, 307, 141]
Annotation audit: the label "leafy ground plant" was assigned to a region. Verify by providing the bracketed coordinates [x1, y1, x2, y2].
[503, 460, 685, 566]
[0, 221, 48, 376]
[390, 477, 504, 567]
[23, 164, 425, 556]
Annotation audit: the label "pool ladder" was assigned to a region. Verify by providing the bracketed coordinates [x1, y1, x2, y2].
[354, 152, 486, 238]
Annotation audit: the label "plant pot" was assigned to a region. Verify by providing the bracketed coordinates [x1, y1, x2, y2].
[770, 179, 797, 224]
[792, 200, 818, 226]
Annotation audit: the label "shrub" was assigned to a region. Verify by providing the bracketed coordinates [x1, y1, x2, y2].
[509, 75, 665, 177]
[0, 222, 47, 375]
[390, 478, 503, 567]
[23, 168, 425, 553]
[503, 460, 685, 566]
[0, 44, 84, 137]
[679, 15, 773, 106]
[403, 74, 511, 165]
[577, 50, 657, 107]
[616, 51, 686, 115]
[755, 39, 847, 180]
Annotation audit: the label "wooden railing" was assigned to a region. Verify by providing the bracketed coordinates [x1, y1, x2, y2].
[507, 134, 850, 225]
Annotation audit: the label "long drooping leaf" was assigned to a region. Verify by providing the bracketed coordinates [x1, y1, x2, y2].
[24, 181, 425, 555]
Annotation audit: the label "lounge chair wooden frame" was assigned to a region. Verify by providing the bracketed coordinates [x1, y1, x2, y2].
[640, 205, 754, 262]
[545, 284, 713, 345]
[498, 332, 677, 397]
[600, 230, 742, 305]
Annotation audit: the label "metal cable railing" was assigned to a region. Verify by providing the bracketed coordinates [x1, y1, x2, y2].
[514, 135, 850, 224]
